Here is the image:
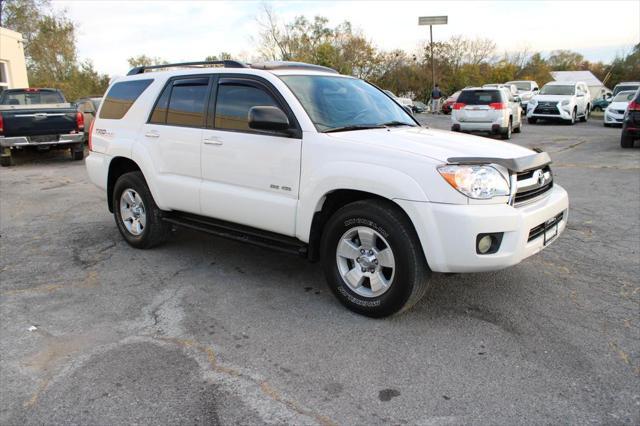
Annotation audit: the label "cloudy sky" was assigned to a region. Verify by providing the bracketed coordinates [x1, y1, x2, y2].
[52, 0, 639, 76]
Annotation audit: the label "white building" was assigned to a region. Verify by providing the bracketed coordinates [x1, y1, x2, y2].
[0, 27, 29, 93]
[550, 70, 611, 100]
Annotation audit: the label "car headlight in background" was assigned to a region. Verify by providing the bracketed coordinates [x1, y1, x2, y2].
[438, 165, 510, 199]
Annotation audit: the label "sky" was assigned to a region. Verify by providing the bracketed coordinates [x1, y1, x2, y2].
[52, 0, 640, 77]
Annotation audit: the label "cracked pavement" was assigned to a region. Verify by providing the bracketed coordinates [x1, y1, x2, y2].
[0, 114, 638, 425]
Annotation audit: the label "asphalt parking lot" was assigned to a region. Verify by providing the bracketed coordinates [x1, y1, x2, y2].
[1, 114, 638, 425]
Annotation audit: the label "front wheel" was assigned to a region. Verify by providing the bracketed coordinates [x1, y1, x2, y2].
[320, 199, 431, 317]
[113, 171, 170, 249]
[580, 105, 589, 122]
[567, 108, 576, 125]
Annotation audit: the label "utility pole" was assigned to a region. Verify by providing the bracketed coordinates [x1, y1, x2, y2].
[418, 15, 448, 89]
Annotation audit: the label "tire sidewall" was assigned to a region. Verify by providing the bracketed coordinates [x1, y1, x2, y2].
[321, 203, 423, 317]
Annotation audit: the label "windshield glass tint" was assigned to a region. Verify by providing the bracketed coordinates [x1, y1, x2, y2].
[613, 85, 639, 96]
[613, 92, 635, 102]
[457, 90, 501, 105]
[0, 90, 64, 105]
[540, 85, 574, 95]
[279, 75, 414, 131]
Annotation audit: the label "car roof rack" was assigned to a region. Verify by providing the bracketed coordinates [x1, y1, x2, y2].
[126, 60, 249, 76]
[250, 61, 339, 74]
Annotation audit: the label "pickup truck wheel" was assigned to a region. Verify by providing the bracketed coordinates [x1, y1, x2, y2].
[0, 151, 12, 167]
[113, 171, 169, 249]
[320, 199, 430, 317]
[71, 144, 84, 161]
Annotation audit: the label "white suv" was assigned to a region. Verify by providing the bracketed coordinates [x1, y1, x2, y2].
[451, 87, 522, 139]
[505, 80, 539, 113]
[86, 60, 569, 317]
[527, 81, 591, 125]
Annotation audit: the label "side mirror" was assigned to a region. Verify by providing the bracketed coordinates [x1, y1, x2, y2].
[248, 106, 290, 132]
[514, 96, 521, 103]
[402, 105, 414, 116]
[533, 88, 539, 92]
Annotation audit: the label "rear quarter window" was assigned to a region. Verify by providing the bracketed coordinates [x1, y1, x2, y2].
[457, 90, 501, 105]
[99, 79, 153, 120]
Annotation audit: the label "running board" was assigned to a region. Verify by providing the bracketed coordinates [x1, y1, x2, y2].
[162, 211, 308, 257]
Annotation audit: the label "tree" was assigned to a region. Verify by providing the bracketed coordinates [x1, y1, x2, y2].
[127, 55, 168, 68]
[547, 50, 586, 71]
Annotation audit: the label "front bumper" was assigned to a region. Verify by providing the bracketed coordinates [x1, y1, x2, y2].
[604, 111, 624, 124]
[397, 184, 569, 273]
[0, 133, 84, 147]
[527, 104, 573, 120]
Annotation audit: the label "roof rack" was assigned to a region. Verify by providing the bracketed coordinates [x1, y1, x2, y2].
[126, 60, 249, 76]
[250, 61, 338, 74]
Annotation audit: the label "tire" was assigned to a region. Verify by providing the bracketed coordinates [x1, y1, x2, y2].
[113, 171, 170, 249]
[71, 144, 84, 161]
[567, 108, 576, 125]
[593, 106, 602, 112]
[580, 105, 589, 122]
[604, 123, 611, 128]
[528, 117, 537, 124]
[320, 199, 431, 318]
[501, 118, 512, 140]
[621, 131, 635, 148]
[513, 119, 522, 133]
[0, 155, 12, 167]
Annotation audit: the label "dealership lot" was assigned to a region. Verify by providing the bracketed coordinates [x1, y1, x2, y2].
[1, 116, 638, 424]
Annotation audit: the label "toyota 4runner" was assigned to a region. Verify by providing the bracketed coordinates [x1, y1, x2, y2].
[86, 60, 569, 317]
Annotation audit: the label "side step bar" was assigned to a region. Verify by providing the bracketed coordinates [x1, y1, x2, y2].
[162, 211, 308, 257]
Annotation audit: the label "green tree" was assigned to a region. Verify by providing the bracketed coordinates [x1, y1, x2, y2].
[127, 55, 168, 68]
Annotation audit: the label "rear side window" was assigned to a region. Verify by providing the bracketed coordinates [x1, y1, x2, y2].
[149, 77, 209, 127]
[457, 90, 502, 105]
[214, 83, 279, 131]
[99, 79, 153, 120]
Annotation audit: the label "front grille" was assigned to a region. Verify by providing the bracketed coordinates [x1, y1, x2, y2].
[528, 212, 564, 242]
[534, 101, 559, 115]
[514, 165, 553, 206]
[615, 109, 626, 114]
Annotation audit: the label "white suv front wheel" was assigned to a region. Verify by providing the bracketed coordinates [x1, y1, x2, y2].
[320, 199, 431, 317]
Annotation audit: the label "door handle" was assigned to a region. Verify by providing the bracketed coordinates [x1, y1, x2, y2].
[145, 131, 160, 138]
[203, 137, 223, 146]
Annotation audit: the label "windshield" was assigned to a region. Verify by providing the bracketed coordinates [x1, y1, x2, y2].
[280, 75, 416, 132]
[0, 89, 65, 105]
[539, 85, 575, 96]
[612, 91, 635, 102]
[613, 85, 639, 96]
[507, 82, 531, 91]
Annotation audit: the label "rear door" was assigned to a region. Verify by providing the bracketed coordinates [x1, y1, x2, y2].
[456, 89, 501, 122]
[141, 76, 211, 214]
[200, 75, 302, 236]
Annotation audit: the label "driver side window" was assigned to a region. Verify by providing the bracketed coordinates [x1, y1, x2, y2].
[214, 83, 280, 132]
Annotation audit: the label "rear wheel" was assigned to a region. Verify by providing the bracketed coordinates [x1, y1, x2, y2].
[621, 131, 635, 148]
[71, 143, 84, 161]
[320, 199, 431, 317]
[113, 171, 170, 249]
[0, 148, 12, 167]
[501, 118, 512, 140]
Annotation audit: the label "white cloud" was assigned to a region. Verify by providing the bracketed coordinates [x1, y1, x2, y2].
[52, 0, 639, 76]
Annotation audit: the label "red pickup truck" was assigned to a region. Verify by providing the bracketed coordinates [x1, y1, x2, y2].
[0, 88, 85, 166]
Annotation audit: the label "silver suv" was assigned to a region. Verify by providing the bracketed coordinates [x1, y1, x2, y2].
[451, 87, 522, 139]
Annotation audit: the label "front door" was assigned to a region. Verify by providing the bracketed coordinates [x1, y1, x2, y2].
[200, 76, 302, 236]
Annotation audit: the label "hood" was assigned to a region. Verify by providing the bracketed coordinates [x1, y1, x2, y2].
[607, 101, 629, 111]
[326, 126, 533, 164]
[532, 94, 573, 103]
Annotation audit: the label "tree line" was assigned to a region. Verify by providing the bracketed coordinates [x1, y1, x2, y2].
[1, 1, 638, 102]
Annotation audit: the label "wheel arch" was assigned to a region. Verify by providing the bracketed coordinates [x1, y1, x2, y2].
[107, 157, 142, 212]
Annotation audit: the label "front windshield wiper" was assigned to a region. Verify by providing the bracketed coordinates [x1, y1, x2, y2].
[322, 124, 386, 133]
[379, 121, 416, 127]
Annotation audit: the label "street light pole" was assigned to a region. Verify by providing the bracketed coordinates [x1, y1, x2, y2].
[418, 15, 448, 90]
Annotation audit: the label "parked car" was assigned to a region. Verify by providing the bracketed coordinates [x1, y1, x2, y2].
[621, 87, 640, 148]
[604, 90, 635, 127]
[382, 89, 414, 109]
[441, 91, 460, 115]
[0, 88, 85, 166]
[592, 94, 612, 112]
[483, 83, 518, 96]
[505, 80, 539, 114]
[75, 96, 103, 141]
[451, 87, 522, 139]
[527, 81, 591, 125]
[86, 60, 568, 317]
[612, 81, 640, 97]
[412, 101, 428, 113]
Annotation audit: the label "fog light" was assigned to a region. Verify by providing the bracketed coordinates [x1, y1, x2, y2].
[476, 232, 504, 255]
[477, 235, 493, 254]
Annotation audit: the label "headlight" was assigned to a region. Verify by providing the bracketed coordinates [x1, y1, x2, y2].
[561, 100, 570, 106]
[529, 98, 538, 106]
[438, 165, 510, 199]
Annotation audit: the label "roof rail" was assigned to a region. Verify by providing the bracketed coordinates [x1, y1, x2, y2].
[126, 60, 249, 76]
[250, 61, 339, 74]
